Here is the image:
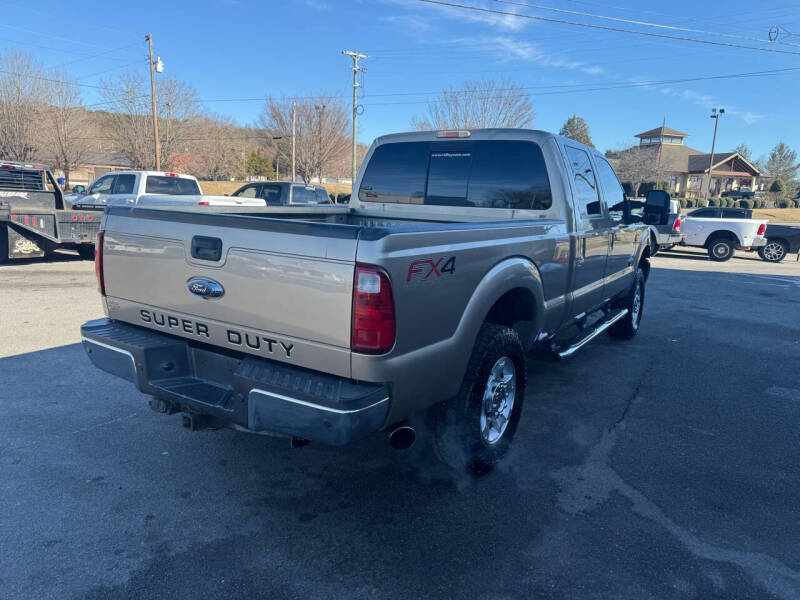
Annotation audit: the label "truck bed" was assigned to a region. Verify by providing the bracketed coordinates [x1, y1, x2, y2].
[99, 204, 568, 380]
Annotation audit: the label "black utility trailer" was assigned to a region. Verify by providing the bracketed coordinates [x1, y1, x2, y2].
[0, 161, 102, 262]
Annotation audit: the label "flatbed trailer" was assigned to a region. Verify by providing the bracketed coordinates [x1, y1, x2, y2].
[0, 161, 102, 261]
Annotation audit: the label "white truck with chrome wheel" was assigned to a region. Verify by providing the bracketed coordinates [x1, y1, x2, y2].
[680, 206, 767, 261]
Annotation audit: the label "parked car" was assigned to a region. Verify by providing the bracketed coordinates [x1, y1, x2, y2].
[680, 206, 767, 261]
[756, 224, 800, 263]
[81, 128, 666, 470]
[71, 171, 203, 208]
[231, 181, 331, 205]
[720, 187, 755, 200]
[0, 161, 101, 261]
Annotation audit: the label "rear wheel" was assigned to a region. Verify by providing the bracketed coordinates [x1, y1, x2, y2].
[433, 323, 526, 473]
[708, 237, 735, 262]
[758, 239, 788, 263]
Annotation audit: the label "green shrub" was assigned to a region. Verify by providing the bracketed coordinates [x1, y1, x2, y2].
[708, 198, 717, 207]
[678, 198, 687, 208]
[739, 199, 754, 209]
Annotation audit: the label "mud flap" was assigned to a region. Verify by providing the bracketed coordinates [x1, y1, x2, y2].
[7, 224, 45, 259]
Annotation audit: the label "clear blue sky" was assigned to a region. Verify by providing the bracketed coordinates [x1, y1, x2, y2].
[2, 0, 800, 160]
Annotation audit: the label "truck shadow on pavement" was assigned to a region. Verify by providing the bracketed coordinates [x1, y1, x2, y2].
[2, 266, 800, 600]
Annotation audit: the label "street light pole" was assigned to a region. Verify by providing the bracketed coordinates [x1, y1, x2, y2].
[315, 104, 326, 184]
[145, 34, 161, 171]
[704, 108, 725, 205]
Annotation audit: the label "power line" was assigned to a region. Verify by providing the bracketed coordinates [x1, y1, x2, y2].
[358, 67, 800, 106]
[418, 0, 800, 56]
[492, 0, 800, 48]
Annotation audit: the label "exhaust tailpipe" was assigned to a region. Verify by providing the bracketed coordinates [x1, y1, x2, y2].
[388, 424, 416, 450]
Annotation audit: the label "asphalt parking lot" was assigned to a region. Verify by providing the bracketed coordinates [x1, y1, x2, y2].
[2, 247, 800, 600]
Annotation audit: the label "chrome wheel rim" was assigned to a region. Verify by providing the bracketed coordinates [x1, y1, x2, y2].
[480, 356, 516, 445]
[764, 242, 785, 261]
[631, 282, 642, 328]
[713, 242, 730, 258]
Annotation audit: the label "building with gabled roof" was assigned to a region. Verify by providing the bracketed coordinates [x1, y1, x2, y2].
[608, 125, 762, 197]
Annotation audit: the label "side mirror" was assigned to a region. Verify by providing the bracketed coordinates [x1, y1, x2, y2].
[644, 190, 671, 225]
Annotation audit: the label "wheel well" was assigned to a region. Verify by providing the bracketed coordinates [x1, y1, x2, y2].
[705, 230, 738, 247]
[485, 287, 535, 328]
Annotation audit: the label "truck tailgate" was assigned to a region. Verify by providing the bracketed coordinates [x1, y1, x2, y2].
[101, 207, 358, 377]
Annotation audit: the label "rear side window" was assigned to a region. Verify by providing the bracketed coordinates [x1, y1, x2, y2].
[721, 208, 749, 219]
[113, 174, 136, 194]
[565, 146, 601, 220]
[358, 140, 552, 209]
[145, 176, 201, 195]
[291, 186, 317, 204]
[316, 188, 330, 203]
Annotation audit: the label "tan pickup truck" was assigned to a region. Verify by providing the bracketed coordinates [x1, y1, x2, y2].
[81, 129, 666, 470]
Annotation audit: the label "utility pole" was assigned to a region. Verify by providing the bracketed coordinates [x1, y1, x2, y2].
[145, 34, 161, 170]
[291, 101, 296, 183]
[704, 108, 725, 204]
[342, 50, 367, 186]
[315, 104, 326, 184]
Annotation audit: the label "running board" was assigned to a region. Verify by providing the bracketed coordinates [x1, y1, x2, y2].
[552, 309, 629, 359]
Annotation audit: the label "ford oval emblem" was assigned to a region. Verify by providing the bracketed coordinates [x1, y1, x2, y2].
[187, 277, 225, 299]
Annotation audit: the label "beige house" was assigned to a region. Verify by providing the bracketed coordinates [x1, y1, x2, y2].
[609, 125, 762, 198]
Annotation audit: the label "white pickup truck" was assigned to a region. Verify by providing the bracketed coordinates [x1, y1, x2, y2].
[680, 206, 767, 261]
[68, 171, 264, 209]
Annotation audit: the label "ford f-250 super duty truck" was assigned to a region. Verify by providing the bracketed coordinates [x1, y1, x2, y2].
[81, 129, 667, 470]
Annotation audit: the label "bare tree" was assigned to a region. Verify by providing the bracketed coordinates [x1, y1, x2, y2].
[260, 96, 348, 183]
[412, 78, 534, 130]
[188, 115, 248, 180]
[100, 72, 198, 169]
[0, 52, 46, 161]
[43, 70, 91, 188]
[610, 147, 659, 197]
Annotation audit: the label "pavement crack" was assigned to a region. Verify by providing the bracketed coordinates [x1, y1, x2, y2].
[552, 428, 800, 600]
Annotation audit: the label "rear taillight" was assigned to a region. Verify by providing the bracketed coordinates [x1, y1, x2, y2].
[95, 230, 105, 297]
[351, 264, 395, 354]
[197, 200, 210, 206]
[757, 223, 766, 236]
[672, 217, 681, 232]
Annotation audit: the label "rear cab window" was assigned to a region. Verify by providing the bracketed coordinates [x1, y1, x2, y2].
[145, 176, 201, 195]
[358, 140, 552, 210]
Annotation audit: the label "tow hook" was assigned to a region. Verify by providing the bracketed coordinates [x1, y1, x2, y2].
[181, 412, 210, 431]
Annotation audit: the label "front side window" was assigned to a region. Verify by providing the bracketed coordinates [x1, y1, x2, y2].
[144, 176, 201, 195]
[88, 175, 115, 194]
[358, 140, 552, 210]
[565, 146, 601, 221]
[690, 208, 716, 218]
[234, 185, 257, 198]
[595, 158, 625, 220]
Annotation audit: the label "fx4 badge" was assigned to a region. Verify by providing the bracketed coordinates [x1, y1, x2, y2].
[407, 256, 456, 282]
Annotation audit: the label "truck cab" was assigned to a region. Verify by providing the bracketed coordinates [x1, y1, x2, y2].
[74, 171, 203, 208]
